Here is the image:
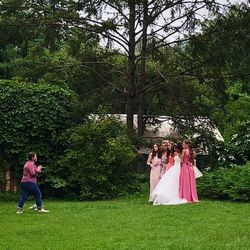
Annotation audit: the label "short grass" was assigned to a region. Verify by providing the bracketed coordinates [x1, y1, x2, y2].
[0, 195, 249, 250]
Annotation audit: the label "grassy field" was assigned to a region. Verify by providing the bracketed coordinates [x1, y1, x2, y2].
[0, 195, 249, 250]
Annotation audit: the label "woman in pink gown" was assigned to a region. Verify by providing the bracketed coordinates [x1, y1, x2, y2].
[179, 140, 199, 202]
[147, 144, 162, 202]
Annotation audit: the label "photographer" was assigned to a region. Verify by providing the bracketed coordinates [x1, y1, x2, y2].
[16, 152, 49, 214]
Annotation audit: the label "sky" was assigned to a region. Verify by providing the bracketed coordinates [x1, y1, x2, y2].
[93, 0, 249, 51]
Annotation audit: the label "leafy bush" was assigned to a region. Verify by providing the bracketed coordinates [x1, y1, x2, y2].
[49, 116, 141, 200]
[197, 162, 250, 201]
[208, 140, 237, 168]
[207, 120, 250, 169]
[0, 192, 19, 202]
[0, 79, 78, 182]
[230, 120, 250, 164]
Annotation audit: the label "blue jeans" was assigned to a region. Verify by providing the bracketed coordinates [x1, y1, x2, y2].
[17, 182, 42, 209]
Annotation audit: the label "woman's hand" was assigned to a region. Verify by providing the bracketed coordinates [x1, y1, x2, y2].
[37, 165, 44, 172]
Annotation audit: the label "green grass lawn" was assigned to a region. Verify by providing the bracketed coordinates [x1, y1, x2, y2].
[0, 195, 249, 250]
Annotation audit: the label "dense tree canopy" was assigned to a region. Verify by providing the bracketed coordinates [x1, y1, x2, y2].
[0, 0, 234, 134]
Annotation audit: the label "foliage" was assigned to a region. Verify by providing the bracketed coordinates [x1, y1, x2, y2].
[224, 83, 250, 139]
[187, 4, 250, 138]
[197, 162, 250, 201]
[0, 79, 78, 179]
[0, 192, 19, 202]
[1, 0, 228, 134]
[0, 0, 245, 137]
[230, 120, 250, 164]
[205, 119, 250, 169]
[49, 116, 141, 200]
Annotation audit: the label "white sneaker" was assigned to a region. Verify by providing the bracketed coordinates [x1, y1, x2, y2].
[29, 204, 37, 210]
[38, 208, 49, 213]
[16, 208, 23, 214]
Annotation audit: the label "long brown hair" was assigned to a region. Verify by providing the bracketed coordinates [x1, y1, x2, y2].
[167, 141, 174, 159]
[151, 144, 162, 158]
[174, 142, 183, 154]
[183, 139, 194, 164]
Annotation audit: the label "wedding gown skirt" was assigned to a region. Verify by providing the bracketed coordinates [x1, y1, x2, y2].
[151, 156, 188, 205]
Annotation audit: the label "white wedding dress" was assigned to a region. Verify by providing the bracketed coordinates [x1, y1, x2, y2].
[151, 155, 188, 205]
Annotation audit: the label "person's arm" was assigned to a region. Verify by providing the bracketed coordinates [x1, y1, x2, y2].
[26, 162, 42, 177]
[147, 153, 153, 167]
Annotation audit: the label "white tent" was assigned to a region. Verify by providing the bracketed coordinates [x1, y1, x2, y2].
[90, 114, 223, 141]
[90, 114, 223, 155]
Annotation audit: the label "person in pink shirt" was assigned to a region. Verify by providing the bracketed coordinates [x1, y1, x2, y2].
[16, 152, 49, 214]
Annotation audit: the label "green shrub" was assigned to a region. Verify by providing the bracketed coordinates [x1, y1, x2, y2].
[0, 79, 78, 183]
[49, 116, 141, 200]
[0, 192, 19, 202]
[206, 120, 250, 169]
[197, 162, 250, 201]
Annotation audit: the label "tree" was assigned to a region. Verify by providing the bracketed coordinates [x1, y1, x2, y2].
[0, 1, 126, 114]
[1, 0, 230, 135]
[73, 0, 231, 134]
[186, 3, 250, 137]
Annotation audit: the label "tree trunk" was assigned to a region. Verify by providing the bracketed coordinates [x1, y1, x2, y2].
[5, 168, 11, 192]
[127, 0, 136, 132]
[138, 0, 148, 135]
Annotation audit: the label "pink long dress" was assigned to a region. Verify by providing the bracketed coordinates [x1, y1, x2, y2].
[179, 149, 198, 202]
[149, 156, 162, 202]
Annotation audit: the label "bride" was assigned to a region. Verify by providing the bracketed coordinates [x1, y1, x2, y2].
[151, 142, 188, 205]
